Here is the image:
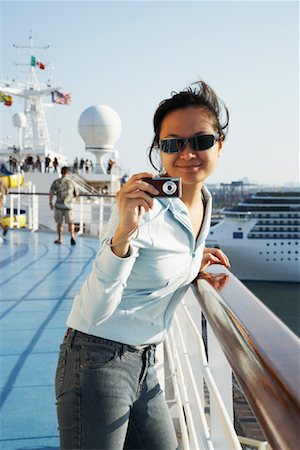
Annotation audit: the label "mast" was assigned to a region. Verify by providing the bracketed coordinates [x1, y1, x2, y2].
[0, 32, 67, 163]
[13, 32, 52, 155]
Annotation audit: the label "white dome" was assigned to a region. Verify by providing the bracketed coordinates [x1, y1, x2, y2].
[78, 105, 122, 149]
[13, 112, 27, 128]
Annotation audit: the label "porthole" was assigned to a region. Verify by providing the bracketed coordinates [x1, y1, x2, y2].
[296, 251, 298, 254]
[288, 251, 291, 254]
[273, 243, 277, 246]
[296, 258, 298, 261]
[280, 258, 284, 261]
[281, 242, 284, 245]
[288, 258, 291, 261]
[266, 258, 269, 261]
[259, 251, 262, 255]
[273, 251, 277, 254]
[273, 258, 276, 261]
[267, 243, 270, 247]
[267, 251, 269, 254]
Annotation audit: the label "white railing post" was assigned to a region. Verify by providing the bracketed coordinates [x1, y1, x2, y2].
[155, 343, 165, 392]
[32, 186, 39, 231]
[10, 194, 14, 228]
[207, 321, 234, 450]
[27, 181, 33, 230]
[77, 196, 84, 236]
[99, 197, 104, 234]
[17, 174, 21, 229]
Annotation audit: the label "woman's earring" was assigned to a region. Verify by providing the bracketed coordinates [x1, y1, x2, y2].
[159, 165, 167, 176]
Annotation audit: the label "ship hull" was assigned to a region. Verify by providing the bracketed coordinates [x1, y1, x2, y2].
[211, 240, 299, 282]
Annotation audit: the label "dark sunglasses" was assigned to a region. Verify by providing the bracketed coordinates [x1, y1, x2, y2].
[159, 133, 221, 154]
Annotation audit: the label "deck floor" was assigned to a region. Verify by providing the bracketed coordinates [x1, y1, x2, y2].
[0, 230, 99, 450]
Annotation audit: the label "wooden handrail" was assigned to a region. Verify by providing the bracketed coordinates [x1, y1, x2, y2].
[192, 267, 300, 450]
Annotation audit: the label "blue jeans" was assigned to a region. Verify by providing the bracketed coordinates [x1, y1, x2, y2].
[55, 329, 179, 450]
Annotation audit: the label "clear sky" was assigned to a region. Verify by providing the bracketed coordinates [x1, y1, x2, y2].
[0, 1, 299, 186]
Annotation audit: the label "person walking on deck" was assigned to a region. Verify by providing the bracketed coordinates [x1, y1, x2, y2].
[49, 166, 79, 245]
[55, 80, 231, 450]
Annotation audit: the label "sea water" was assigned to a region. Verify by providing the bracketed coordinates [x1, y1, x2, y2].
[243, 281, 300, 337]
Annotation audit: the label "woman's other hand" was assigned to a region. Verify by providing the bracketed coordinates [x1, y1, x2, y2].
[200, 247, 231, 272]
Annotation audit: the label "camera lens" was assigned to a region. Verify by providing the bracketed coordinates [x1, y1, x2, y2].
[162, 180, 177, 195]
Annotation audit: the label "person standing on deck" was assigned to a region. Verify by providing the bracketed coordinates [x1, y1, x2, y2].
[49, 166, 79, 245]
[55, 80, 231, 449]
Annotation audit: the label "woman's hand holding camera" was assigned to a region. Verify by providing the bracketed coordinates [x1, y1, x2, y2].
[111, 172, 159, 257]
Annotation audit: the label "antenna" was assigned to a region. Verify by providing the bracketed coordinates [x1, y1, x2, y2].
[13, 31, 50, 54]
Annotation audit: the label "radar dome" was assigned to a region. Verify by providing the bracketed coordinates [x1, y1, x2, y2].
[13, 112, 26, 128]
[78, 105, 122, 149]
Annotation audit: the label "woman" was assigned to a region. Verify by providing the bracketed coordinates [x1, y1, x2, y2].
[55, 80, 230, 450]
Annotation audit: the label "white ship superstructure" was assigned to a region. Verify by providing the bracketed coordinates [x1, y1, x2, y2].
[0, 33, 68, 165]
[207, 191, 300, 282]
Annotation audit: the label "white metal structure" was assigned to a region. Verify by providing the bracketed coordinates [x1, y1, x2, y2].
[0, 33, 67, 165]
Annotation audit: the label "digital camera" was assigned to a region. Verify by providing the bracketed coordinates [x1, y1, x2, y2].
[142, 177, 182, 198]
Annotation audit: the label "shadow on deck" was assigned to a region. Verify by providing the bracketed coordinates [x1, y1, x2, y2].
[0, 230, 99, 450]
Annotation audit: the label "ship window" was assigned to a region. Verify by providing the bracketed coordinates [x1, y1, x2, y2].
[288, 251, 291, 254]
[296, 251, 298, 254]
[266, 258, 269, 261]
[267, 251, 269, 254]
[280, 258, 284, 261]
[288, 242, 291, 245]
[288, 258, 291, 261]
[267, 243, 270, 246]
[259, 251, 262, 255]
[281, 242, 284, 245]
[238, 227, 242, 230]
[296, 258, 298, 261]
[273, 258, 276, 261]
[233, 232, 243, 239]
[296, 242, 298, 245]
[273, 243, 277, 246]
[273, 251, 277, 254]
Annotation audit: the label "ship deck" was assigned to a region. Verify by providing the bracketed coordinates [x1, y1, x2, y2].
[0, 230, 99, 450]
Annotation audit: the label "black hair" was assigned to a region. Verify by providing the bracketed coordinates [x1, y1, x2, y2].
[61, 166, 71, 176]
[148, 80, 229, 171]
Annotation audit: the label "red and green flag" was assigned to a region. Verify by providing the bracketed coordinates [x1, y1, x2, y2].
[30, 55, 45, 70]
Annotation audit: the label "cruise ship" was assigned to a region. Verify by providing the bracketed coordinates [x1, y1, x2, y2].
[206, 191, 300, 282]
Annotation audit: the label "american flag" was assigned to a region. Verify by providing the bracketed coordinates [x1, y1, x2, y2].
[51, 90, 71, 105]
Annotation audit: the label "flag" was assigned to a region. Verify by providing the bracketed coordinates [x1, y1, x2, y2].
[30, 55, 45, 70]
[51, 90, 71, 105]
[0, 92, 13, 106]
